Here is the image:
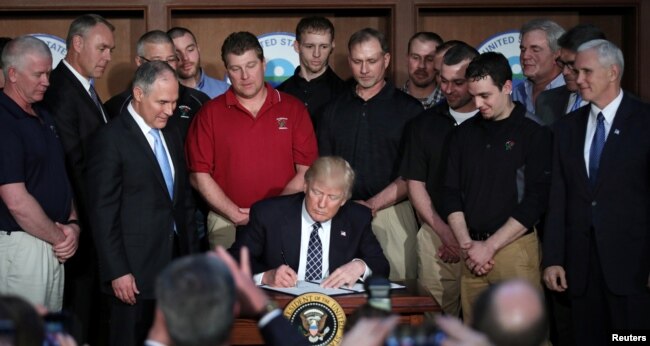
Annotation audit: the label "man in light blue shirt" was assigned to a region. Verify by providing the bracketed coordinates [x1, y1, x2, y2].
[513, 19, 565, 114]
[168, 27, 229, 99]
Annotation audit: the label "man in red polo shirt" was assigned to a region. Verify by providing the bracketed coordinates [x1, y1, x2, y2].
[186, 31, 318, 250]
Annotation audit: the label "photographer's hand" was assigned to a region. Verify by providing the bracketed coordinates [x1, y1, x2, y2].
[435, 314, 493, 346]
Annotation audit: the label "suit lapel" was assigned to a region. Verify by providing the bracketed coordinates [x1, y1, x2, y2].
[120, 110, 171, 201]
[281, 196, 304, 271]
[592, 93, 632, 193]
[328, 209, 351, 271]
[59, 63, 108, 123]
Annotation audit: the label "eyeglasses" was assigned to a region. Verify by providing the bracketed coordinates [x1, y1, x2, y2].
[139, 56, 179, 65]
[555, 57, 575, 70]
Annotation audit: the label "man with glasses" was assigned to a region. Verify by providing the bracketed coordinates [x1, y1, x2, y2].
[536, 25, 606, 125]
[104, 30, 210, 140]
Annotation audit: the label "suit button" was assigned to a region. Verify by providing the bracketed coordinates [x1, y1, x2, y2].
[591, 201, 597, 206]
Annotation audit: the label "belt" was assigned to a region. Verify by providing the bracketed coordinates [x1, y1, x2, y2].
[0, 229, 24, 235]
[469, 228, 534, 241]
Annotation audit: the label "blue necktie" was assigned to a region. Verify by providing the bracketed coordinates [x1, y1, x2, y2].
[588, 112, 606, 187]
[149, 129, 174, 199]
[570, 94, 583, 112]
[305, 222, 323, 281]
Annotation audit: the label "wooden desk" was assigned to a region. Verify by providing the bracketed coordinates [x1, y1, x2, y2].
[231, 280, 439, 345]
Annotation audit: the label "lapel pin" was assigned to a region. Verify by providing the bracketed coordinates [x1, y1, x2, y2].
[614, 129, 620, 135]
[340, 230, 347, 237]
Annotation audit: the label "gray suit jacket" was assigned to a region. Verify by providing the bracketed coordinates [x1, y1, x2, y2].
[536, 86, 571, 126]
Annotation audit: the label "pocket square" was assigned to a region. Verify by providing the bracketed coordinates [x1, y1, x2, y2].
[340, 230, 347, 237]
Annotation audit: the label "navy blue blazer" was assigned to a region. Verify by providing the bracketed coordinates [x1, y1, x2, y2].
[543, 92, 650, 296]
[231, 192, 390, 278]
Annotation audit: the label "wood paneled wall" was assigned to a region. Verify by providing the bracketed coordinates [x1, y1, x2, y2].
[1, 0, 647, 101]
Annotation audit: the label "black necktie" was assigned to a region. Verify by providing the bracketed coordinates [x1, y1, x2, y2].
[305, 222, 322, 281]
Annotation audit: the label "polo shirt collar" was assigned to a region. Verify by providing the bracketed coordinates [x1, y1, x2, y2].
[349, 79, 395, 101]
[225, 82, 280, 107]
[293, 66, 335, 84]
[0, 91, 32, 119]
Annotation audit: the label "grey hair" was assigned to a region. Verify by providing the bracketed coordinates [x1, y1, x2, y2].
[520, 19, 565, 52]
[136, 30, 174, 58]
[156, 254, 236, 346]
[2, 36, 52, 76]
[133, 60, 177, 95]
[65, 14, 114, 50]
[577, 39, 624, 80]
[304, 156, 356, 200]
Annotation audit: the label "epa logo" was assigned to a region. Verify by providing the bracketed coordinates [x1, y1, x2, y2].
[31, 33, 67, 69]
[477, 30, 524, 87]
[258, 32, 299, 87]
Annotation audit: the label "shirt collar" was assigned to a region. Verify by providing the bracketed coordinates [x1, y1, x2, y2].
[589, 89, 623, 125]
[62, 59, 92, 92]
[197, 68, 207, 89]
[127, 102, 154, 135]
[225, 82, 279, 107]
[401, 80, 437, 106]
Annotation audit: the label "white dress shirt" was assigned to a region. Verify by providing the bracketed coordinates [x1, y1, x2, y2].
[127, 103, 175, 179]
[583, 90, 623, 175]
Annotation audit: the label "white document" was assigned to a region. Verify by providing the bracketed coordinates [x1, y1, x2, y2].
[260, 280, 405, 297]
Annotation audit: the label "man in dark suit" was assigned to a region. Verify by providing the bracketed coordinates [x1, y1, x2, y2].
[231, 156, 389, 288]
[41, 14, 115, 344]
[535, 24, 606, 125]
[543, 39, 650, 345]
[86, 61, 198, 346]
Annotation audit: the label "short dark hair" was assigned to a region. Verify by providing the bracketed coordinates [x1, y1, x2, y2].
[348, 28, 389, 54]
[407, 32, 443, 54]
[557, 24, 606, 52]
[295, 16, 335, 42]
[435, 40, 464, 57]
[136, 30, 174, 57]
[221, 31, 264, 66]
[133, 60, 178, 95]
[466, 52, 512, 90]
[65, 14, 114, 50]
[167, 27, 198, 44]
[443, 42, 479, 66]
[472, 282, 548, 346]
[156, 254, 236, 346]
[0, 295, 45, 346]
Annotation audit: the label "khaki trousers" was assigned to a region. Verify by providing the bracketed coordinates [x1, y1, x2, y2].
[371, 200, 419, 281]
[206, 211, 237, 250]
[417, 223, 462, 317]
[460, 231, 542, 323]
[0, 231, 64, 311]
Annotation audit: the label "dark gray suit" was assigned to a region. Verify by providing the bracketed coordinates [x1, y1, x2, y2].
[535, 85, 571, 126]
[543, 92, 650, 345]
[86, 107, 197, 346]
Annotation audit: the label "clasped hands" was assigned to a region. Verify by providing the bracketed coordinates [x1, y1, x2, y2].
[461, 240, 496, 276]
[262, 260, 366, 289]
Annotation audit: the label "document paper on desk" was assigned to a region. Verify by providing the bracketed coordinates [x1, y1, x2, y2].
[260, 280, 405, 296]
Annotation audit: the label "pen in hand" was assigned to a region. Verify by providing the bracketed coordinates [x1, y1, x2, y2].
[281, 250, 298, 287]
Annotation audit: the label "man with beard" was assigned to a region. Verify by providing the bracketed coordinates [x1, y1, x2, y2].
[401, 32, 443, 109]
[401, 42, 479, 318]
[277, 16, 345, 127]
[167, 27, 229, 99]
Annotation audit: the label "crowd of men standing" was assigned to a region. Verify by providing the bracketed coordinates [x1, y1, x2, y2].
[0, 12, 649, 346]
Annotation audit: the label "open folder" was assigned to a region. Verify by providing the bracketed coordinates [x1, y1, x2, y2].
[260, 280, 405, 296]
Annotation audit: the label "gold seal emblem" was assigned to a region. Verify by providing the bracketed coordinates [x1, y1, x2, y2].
[283, 293, 346, 345]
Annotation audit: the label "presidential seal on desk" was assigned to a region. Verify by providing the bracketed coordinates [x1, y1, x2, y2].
[283, 292, 346, 345]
